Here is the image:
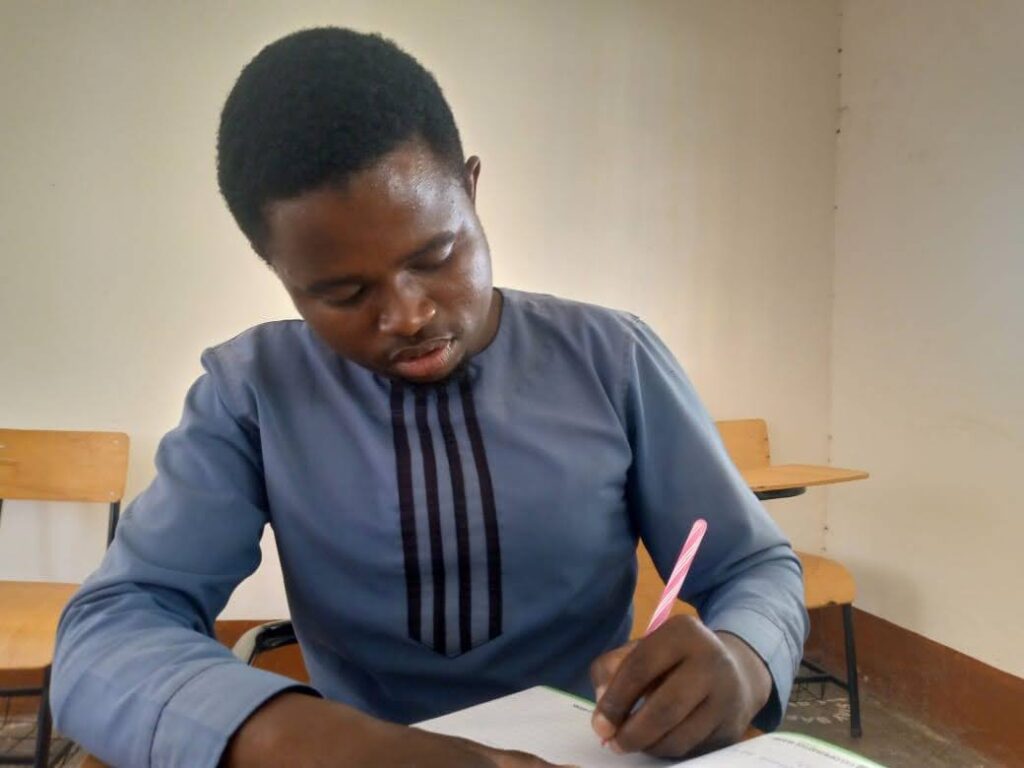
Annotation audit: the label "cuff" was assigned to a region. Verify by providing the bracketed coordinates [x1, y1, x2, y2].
[704, 606, 800, 731]
[151, 660, 319, 767]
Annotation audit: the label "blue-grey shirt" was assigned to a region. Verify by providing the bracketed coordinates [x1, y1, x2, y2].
[52, 289, 807, 768]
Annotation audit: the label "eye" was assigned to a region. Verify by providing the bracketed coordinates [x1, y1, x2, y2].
[413, 245, 454, 272]
[323, 286, 366, 308]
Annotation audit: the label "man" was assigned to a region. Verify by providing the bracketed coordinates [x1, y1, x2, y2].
[52, 28, 807, 768]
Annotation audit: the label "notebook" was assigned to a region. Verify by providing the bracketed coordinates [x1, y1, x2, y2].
[417, 686, 886, 767]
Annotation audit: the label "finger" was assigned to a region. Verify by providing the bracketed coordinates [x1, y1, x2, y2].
[609, 656, 711, 753]
[643, 696, 721, 759]
[590, 645, 649, 742]
[588, 641, 637, 695]
[593, 618, 702, 736]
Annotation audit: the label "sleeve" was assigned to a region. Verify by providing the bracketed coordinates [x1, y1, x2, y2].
[50, 353, 318, 768]
[621, 317, 808, 731]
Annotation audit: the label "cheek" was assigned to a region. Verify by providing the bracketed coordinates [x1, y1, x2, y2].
[445, 248, 492, 312]
[465, 242, 492, 288]
[298, 304, 373, 358]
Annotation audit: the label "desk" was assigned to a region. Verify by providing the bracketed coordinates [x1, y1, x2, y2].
[743, 464, 868, 500]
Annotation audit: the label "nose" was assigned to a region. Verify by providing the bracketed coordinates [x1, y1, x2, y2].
[377, 280, 436, 337]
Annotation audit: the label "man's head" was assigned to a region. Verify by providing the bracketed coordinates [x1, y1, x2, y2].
[217, 27, 499, 383]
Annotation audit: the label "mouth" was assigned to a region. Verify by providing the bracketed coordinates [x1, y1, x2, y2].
[389, 338, 457, 381]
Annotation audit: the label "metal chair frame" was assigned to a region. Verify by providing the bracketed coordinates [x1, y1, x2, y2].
[232, 620, 299, 666]
[752, 488, 862, 737]
[794, 604, 862, 737]
[0, 493, 122, 766]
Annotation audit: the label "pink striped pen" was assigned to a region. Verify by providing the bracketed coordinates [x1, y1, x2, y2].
[599, 518, 709, 748]
[644, 518, 708, 636]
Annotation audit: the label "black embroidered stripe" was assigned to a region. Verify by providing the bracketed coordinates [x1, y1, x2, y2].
[436, 385, 472, 654]
[415, 387, 447, 656]
[390, 384, 421, 641]
[459, 378, 502, 639]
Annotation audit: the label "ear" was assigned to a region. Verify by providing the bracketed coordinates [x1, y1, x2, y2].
[463, 156, 482, 203]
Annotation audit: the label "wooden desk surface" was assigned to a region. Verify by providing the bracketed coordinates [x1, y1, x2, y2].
[739, 464, 868, 493]
[0, 580, 79, 670]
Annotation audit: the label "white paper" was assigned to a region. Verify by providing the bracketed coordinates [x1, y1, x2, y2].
[417, 687, 886, 768]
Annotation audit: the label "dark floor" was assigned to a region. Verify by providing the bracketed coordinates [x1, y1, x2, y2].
[1, 684, 1006, 767]
[783, 680, 1002, 768]
[0, 701, 77, 766]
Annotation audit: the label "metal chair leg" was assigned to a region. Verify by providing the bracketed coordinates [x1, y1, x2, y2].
[842, 604, 863, 737]
[33, 667, 53, 768]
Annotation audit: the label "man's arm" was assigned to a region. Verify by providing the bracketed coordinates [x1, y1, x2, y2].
[50, 366, 315, 767]
[589, 317, 808, 756]
[222, 691, 568, 768]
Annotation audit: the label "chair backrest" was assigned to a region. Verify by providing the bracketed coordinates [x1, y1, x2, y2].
[0, 429, 129, 503]
[715, 419, 770, 470]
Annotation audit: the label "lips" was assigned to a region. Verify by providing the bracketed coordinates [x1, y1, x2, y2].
[391, 338, 452, 363]
[389, 338, 457, 381]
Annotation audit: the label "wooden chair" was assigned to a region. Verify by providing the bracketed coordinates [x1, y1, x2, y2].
[0, 429, 129, 767]
[715, 419, 862, 737]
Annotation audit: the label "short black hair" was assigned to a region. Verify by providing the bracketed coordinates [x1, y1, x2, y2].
[217, 27, 465, 256]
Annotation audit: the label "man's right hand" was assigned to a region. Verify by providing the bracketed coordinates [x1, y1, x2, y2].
[222, 691, 571, 767]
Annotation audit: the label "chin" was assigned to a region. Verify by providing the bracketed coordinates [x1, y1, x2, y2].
[397, 355, 470, 386]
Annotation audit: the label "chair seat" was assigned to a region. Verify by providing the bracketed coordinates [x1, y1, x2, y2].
[798, 552, 856, 609]
[0, 581, 80, 670]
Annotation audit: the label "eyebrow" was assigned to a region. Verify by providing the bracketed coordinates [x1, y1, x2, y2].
[302, 231, 458, 295]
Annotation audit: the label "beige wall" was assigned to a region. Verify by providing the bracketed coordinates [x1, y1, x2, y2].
[0, 1, 840, 618]
[830, 0, 1024, 677]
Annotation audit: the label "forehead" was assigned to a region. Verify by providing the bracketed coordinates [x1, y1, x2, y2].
[264, 144, 463, 267]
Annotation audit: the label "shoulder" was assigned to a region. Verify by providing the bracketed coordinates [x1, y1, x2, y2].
[498, 289, 658, 384]
[197, 320, 321, 413]
[498, 290, 658, 424]
[501, 288, 644, 353]
[200, 320, 310, 373]
[500, 290, 690, 391]
[201, 319, 307, 360]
